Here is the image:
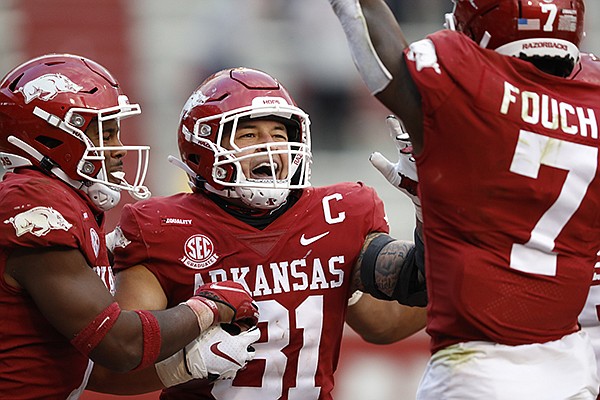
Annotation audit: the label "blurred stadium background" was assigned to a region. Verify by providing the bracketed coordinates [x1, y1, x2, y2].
[1, 1, 598, 399]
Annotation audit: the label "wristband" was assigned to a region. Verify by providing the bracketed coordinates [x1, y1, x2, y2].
[71, 302, 121, 356]
[155, 349, 192, 388]
[132, 310, 162, 371]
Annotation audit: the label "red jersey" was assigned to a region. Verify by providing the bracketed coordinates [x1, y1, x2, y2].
[405, 31, 600, 352]
[571, 53, 600, 84]
[0, 168, 112, 399]
[573, 52, 600, 383]
[112, 182, 388, 400]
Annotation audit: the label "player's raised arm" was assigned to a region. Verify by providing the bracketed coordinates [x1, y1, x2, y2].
[328, 0, 423, 150]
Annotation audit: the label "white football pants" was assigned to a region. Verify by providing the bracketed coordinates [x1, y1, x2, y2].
[416, 330, 598, 400]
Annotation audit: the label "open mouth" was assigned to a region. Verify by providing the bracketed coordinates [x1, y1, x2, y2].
[251, 161, 279, 179]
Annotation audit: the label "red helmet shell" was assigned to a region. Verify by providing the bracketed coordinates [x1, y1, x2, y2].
[178, 67, 308, 190]
[451, 0, 585, 58]
[0, 54, 127, 180]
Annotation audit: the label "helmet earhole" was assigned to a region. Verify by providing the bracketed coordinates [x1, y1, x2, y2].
[81, 161, 95, 174]
[215, 167, 227, 179]
[70, 113, 85, 128]
[199, 124, 212, 137]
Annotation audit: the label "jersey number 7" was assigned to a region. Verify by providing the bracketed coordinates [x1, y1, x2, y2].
[509, 129, 597, 276]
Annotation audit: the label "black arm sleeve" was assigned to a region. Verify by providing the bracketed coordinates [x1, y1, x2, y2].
[360, 234, 395, 300]
[414, 227, 425, 276]
[360, 230, 427, 307]
[392, 244, 427, 307]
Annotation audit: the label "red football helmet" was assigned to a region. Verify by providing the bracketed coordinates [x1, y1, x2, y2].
[175, 67, 311, 209]
[445, 0, 585, 63]
[0, 54, 149, 210]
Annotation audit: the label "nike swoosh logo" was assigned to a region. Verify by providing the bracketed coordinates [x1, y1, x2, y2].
[300, 231, 330, 246]
[210, 341, 242, 366]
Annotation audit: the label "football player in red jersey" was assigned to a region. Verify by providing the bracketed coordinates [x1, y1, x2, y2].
[572, 52, 600, 400]
[0, 54, 259, 400]
[328, 0, 600, 398]
[87, 67, 427, 399]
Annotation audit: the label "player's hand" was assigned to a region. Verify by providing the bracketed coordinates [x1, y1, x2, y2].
[202, 324, 260, 380]
[369, 115, 422, 222]
[155, 324, 260, 387]
[193, 281, 259, 327]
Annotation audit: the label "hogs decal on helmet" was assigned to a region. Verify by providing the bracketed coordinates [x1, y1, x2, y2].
[0, 54, 150, 210]
[173, 67, 312, 210]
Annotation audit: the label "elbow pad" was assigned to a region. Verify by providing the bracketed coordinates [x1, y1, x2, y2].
[329, 0, 392, 93]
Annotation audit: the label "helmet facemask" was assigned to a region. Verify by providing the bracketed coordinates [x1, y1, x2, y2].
[73, 96, 150, 202]
[189, 97, 312, 209]
[0, 54, 151, 211]
[9, 95, 150, 210]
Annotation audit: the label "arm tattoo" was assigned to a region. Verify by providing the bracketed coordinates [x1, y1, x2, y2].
[353, 232, 415, 297]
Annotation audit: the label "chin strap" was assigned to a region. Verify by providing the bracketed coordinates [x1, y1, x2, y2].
[7, 135, 121, 211]
[168, 155, 201, 191]
[84, 180, 121, 211]
[168, 154, 286, 210]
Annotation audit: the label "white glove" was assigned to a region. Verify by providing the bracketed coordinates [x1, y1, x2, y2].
[369, 115, 422, 222]
[155, 324, 260, 387]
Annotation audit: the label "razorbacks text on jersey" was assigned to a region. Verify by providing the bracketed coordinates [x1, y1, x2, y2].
[406, 30, 600, 353]
[112, 182, 388, 400]
[0, 168, 113, 399]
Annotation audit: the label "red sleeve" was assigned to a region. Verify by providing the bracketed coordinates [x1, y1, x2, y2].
[404, 30, 492, 114]
[0, 179, 84, 250]
[363, 183, 390, 235]
[112, 203, 151, 272]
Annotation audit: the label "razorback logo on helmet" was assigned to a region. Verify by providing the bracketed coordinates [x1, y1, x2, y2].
[4, 206, 73, 237]
[180, 90, 209, 119]
[180, 233, 219, 269]
[18, 73, 83, 104]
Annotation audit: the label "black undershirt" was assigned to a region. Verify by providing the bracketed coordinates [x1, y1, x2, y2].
[205, 190, 302, 230]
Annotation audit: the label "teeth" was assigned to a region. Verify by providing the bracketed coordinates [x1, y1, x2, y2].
[253, 162, 278, 172]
